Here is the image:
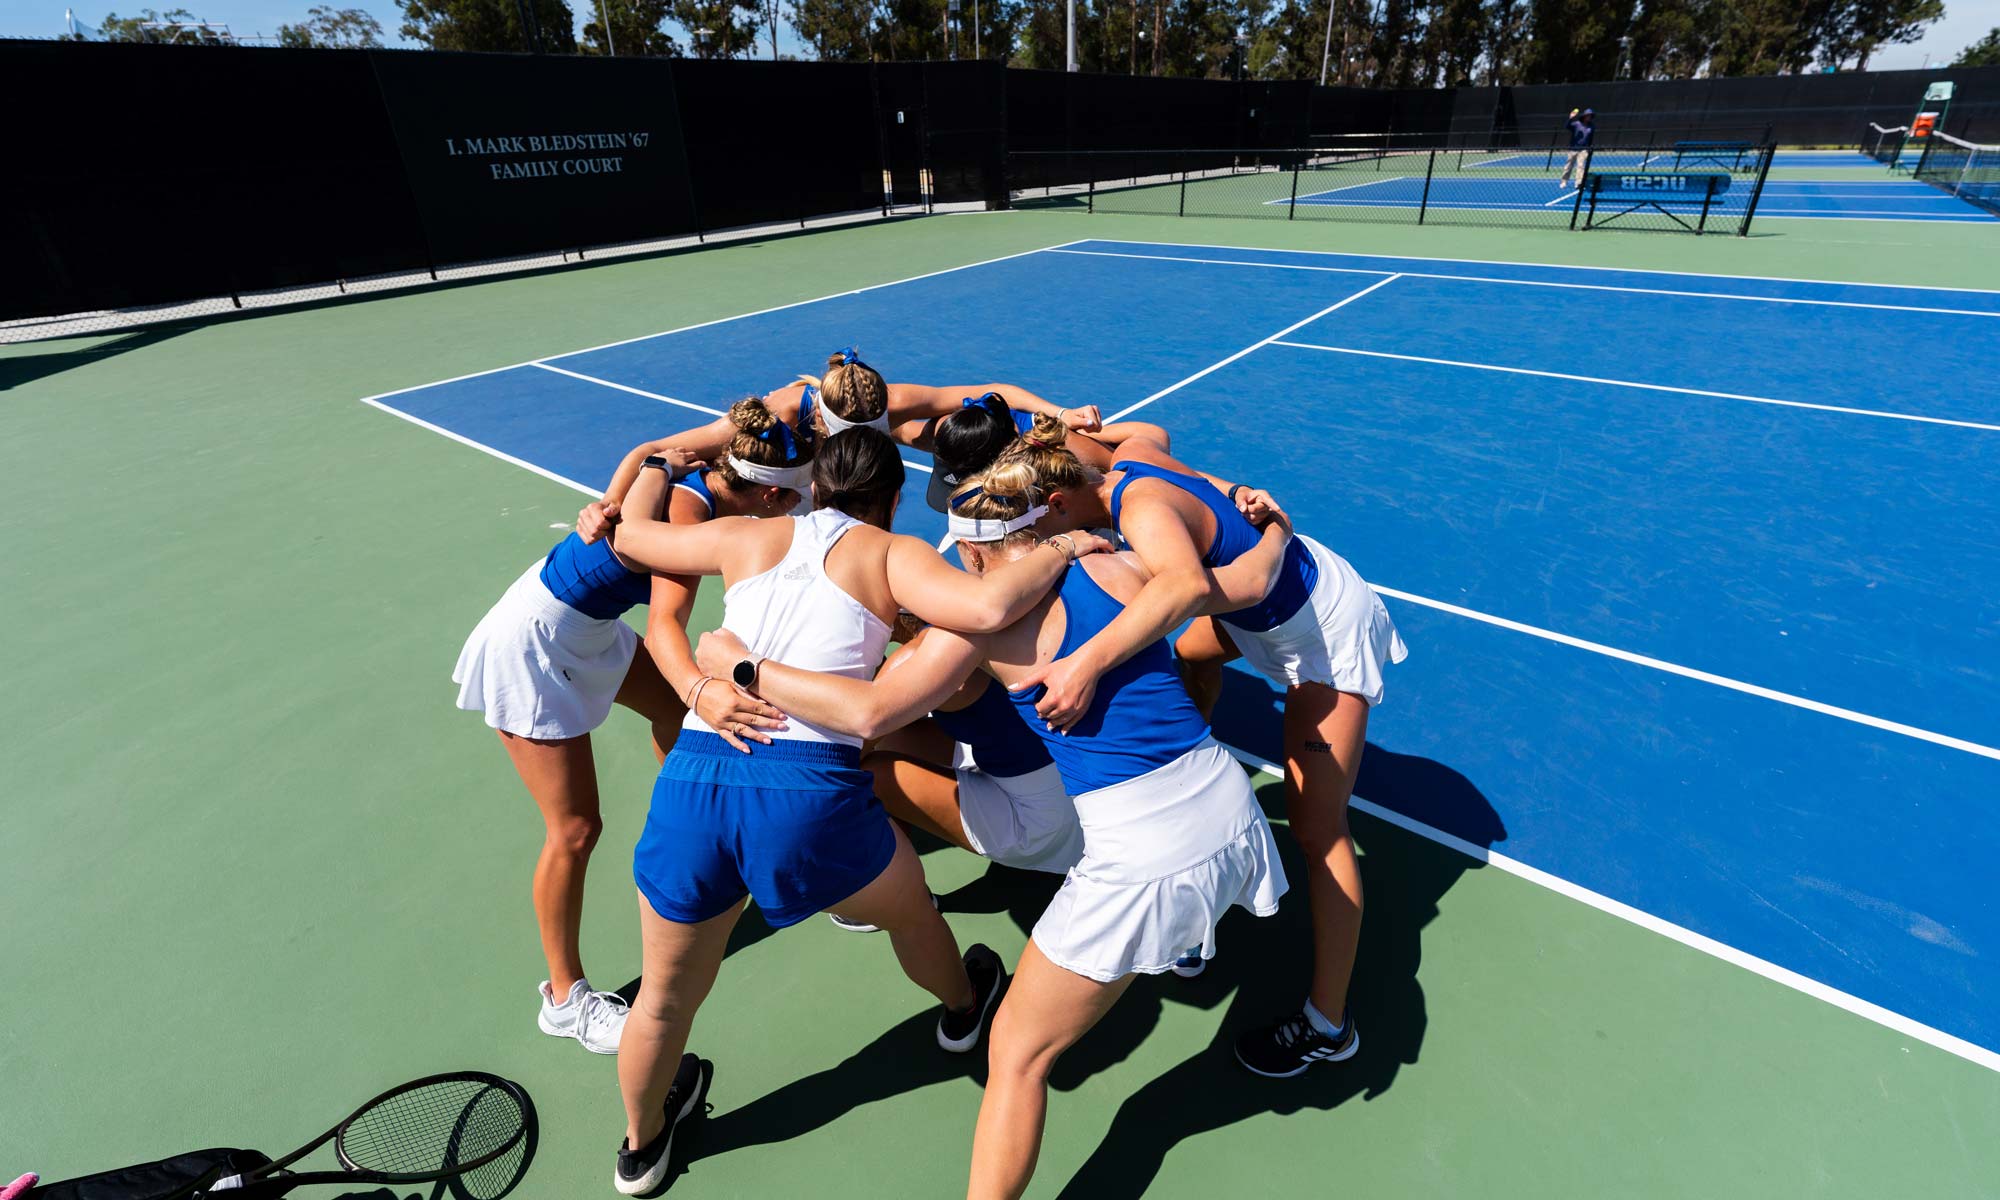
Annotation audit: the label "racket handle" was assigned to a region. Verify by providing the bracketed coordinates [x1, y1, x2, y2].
[2, 1173, 39, 1200]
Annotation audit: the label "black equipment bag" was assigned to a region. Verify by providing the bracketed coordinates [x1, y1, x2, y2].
[27, 1149, 273, 1200]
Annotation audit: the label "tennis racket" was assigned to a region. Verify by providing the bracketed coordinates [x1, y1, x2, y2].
[216, 1072, 536, 1199]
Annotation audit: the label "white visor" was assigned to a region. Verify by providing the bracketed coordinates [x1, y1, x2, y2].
[946, 504, 1048, 544]
[819, 404, 893, 437]
[727, 455, 813, 490]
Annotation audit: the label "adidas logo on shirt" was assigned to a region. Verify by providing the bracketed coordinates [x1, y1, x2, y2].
[782, 562, 814, 581]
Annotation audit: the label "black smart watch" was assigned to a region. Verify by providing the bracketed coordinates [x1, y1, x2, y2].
[732, 656, 763, 690]
[641, 454, 672, 473]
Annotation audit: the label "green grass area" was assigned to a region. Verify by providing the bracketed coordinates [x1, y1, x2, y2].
[5, 210, 2000, 1197]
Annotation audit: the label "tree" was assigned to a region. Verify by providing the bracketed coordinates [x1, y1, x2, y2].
[97, 6, 230, 41]
[1958, 26, 2000, 66]
[1521, 0, 1636, 83]
[790, 0, 876, 57]
[398, 0, 577, 50]
[276, 4, 384, 45]
[666, 0, 760, 56]
[1817, 0, 1943, 69]
[579, 0, 682, 54]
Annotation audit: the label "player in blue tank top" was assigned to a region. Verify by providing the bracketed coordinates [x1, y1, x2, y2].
[986, 413, 1405, 1078]
[452, 398, 809, 1061]
[690, 477, 1295, 1198]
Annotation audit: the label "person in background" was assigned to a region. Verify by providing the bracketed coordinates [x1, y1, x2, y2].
[1559, 107, 1596, 190]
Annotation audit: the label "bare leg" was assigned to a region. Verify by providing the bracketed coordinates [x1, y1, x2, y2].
[862, 751, 975, 852]
[968, 940, 1135, 1200]
[1173, 617, 1240, 722]
[499, 730, 604, 997]
[615, 637, 685, 765]
[1284, 683, 1371, 1017]
[620, 893, 742, 1147]
[830, 823, 975, 1012]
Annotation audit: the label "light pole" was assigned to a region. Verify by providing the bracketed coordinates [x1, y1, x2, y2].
[1066, 0, 1077, 71]
[598, 0, 615, 54]
[1319, 0, 1335, 84]
[1233, 26, 1248, 81]
[693, 24, 711, 57]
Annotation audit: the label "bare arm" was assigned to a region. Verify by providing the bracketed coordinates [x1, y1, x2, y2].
[608, 466, 752, 578]
[1016, 496, 1213, 730]
[1202, 506, 1292, 612]
[695, 625, 983, 742]
[883, 531, 1108, 634]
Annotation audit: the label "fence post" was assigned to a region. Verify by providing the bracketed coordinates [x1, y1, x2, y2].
[1288, 153, 1300, 219]
[1087, 156, 1095, 214]
[1697, 177, 1715, 234]
[1569, 149, 1592, 230]
[1178, 156, 1187, 216]
[1738, 144, 1774, 236]
[1417, 149, 1436, 224]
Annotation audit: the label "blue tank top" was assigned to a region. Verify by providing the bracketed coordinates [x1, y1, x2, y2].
[1108, 460, 1317, 633]
[673, 469, 716, 516]
[539, 532, 651, 621]
[1006, 563, 1210, 795]
[931, 675, 1054, 779]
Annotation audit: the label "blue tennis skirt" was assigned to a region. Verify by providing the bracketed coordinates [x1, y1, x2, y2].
[633, 731, 898, 929]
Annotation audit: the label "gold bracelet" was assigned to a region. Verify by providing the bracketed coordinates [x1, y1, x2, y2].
[683, 674, 716, 712]
[1044, 533, 1076, 562]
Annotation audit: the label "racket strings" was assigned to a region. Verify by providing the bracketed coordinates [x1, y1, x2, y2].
[339, 1079, 524, 1176]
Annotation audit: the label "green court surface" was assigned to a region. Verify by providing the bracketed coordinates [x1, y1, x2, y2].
[6, 206, 2000, 1198]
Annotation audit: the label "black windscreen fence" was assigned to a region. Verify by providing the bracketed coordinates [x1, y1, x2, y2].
[7, 39, 1997, 328]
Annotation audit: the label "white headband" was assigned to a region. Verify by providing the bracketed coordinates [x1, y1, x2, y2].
[727, 455, 813, 490]
[947, 504, 1048, 544]
[819, 404, 893, 437]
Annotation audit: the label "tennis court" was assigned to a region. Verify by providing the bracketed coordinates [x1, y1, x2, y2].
[8, 210, 2000, 1198]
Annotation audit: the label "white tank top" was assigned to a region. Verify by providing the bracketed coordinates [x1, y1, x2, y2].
[682, 507, 891, 748]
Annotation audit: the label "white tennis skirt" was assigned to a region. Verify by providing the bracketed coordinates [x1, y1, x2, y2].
[953, 744, 1084, 876]
[1231, 534, 1408, 705]
[1032, 739, 1287, 983]
[452, 559, 638, 740]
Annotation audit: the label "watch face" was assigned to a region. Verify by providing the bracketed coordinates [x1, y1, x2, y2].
[734, 660, 756, 688]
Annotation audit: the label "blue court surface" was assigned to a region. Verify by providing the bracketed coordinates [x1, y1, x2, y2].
[1287, 173, 1995, 222]
[1469, 150, 1891, 171]
[364, 237, 2000, 1070]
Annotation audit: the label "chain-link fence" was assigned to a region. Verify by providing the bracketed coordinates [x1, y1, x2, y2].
[1008, 144, 1775, 236]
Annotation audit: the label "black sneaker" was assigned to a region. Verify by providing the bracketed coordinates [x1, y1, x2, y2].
[828, 891, 940, 933]
[936, 943, 1006, 1053]
[613, 1053, 710, 1195]
[1234, 1009, 1359, 1078]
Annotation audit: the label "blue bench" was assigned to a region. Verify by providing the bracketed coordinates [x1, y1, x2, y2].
[1574, 171, 1735, 234]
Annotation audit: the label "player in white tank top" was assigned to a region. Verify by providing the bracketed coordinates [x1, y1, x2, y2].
[587, 429, 1114, 1194]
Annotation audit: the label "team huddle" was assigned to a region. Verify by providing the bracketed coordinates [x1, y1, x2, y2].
[451, 349, 1408, 1197]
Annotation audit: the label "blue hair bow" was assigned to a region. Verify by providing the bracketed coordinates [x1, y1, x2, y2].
[759, 417, 800, 462]
[835, 345, 860, 366]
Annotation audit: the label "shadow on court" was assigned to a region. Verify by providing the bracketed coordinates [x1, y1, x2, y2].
[1053, 744, 1507, 1199]
[0, 326, 188, 390]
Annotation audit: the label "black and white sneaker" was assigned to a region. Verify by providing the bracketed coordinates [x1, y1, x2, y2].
[1234, 1010, 1359, 1078]
[827, 891, 940, 934]
[936, 943, 1006, 1053]
[613, 1053, 710, 1195]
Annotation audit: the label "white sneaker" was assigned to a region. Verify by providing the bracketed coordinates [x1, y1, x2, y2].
[537, 978, 629, 1055]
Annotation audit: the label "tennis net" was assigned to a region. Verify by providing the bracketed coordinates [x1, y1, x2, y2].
[1913, 132, 2000, 216]
[1860, 122, 1908, 165]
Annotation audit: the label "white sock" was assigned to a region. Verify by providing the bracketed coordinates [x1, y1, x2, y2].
[1304, 998, 1344, 1038]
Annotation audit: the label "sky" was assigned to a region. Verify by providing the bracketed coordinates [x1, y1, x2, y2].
[3, 0, 1994, 70]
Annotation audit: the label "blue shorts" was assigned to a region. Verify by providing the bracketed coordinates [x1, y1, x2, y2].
[633, 731, 898, 929]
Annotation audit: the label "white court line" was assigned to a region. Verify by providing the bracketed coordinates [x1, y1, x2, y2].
[1543, 190, 1579, 206]
[1047, 247, 2000, 319]
[363, 376, 2000, 1077]
[1362, 584, 2000, 762]
[360, 397, 602, 498]
[355, 238, 1087, 409]
[1079, 236, 2000, 296]
[532, 362, 725, 419]
[1269, 341, 2000, 433]
[1263, 177, 1404, 206]
[1218, 742, 2000, 1076]
[1103, 275, 1404, 422]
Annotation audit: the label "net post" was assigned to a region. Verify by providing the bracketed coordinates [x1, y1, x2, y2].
[1417, 148, 1436, 224]
[1569, 149, 1591, 230]
[1087, 155, 1095, 213]
[1178, 154, 1187, 216]
[1738, 144, 1773, 236]
[1288, 152, 1300, 219]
